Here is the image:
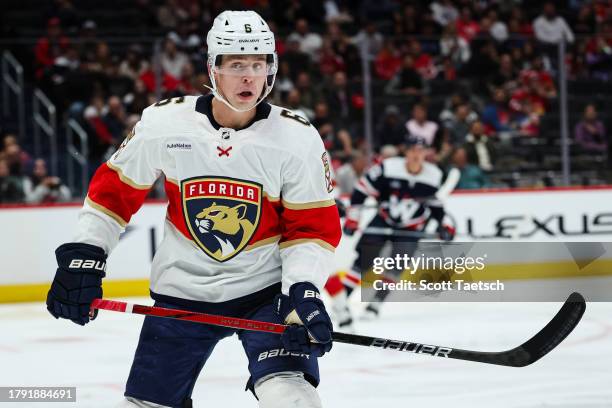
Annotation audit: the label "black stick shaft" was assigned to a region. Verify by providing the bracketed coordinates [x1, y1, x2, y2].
[331, 292, 585, 367]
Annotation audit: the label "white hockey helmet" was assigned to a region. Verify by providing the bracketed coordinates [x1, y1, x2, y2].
[206, 10, 278, 112]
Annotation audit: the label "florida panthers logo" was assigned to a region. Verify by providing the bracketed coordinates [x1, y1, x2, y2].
[182, 177, 262, 262]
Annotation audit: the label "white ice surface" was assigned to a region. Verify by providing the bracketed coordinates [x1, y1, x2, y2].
[0, 296, 610, 408]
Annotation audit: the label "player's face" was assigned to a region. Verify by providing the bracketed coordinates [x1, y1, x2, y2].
[215, 55, 268, 110]
[405, 145, 426, 167]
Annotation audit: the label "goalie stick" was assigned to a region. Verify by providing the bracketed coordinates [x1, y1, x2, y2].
[91, 291, 585, 367]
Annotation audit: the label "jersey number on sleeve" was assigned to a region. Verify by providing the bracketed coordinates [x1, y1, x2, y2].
[281, 109, 310, 126]
[154, 96, 186, 107]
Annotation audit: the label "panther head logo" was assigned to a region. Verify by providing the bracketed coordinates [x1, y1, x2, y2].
[194, 202, 256, 260]
[182, 177, 262, 262]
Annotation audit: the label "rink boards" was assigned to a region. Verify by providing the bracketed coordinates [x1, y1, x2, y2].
[2, 186, 612, 302]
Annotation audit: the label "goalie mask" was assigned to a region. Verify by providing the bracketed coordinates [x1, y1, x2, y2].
[206, 10, 278, 112]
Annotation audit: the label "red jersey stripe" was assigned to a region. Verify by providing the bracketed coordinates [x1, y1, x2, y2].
[164, 179, 191, 239]
[250, 196, 282, 244]
[279, 205, 341, 251]
[87, 163, 151, 226]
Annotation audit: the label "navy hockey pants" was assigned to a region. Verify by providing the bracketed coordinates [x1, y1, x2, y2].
[124, 287, 320, 407]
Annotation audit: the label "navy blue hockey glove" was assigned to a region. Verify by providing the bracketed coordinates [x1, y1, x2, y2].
[46, 243, 107, 326]
[274, 282, 333, 356]
[437, 224, 456, 241]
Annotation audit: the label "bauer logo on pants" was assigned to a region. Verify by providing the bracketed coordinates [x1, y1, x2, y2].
[182, 177, 262, 262]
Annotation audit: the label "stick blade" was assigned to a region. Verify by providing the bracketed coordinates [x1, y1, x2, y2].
[503, 292, 586, 367]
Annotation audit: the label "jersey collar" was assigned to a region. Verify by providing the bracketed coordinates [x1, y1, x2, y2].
[195, 94, 271, 131]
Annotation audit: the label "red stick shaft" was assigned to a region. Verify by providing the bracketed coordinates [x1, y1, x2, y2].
[91, 298, 286, 334]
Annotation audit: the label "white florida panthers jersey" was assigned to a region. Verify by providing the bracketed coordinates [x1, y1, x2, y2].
[74, 94, 341, 302]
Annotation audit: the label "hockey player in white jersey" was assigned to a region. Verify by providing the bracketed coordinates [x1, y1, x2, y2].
[327, 136, 454, 326]
[46, 11, 341, 408]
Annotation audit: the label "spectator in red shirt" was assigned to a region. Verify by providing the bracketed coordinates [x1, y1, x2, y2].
[456, 7, 480, 42]
[318, 38, 345, 77]
[510, 79, 548, 116]
[374, 39, 402, 80]
[519, 56, 557, 100]
[408, 39, 437, 79]
[593, 0, 612, 24]
[438, 56, 457, 81]
[34, 17, 70, 79]
[83, 96, 116, 160]
[509, 79, 545, 137]
[510, 56, 557, 136]
[139, 68, 180, 94]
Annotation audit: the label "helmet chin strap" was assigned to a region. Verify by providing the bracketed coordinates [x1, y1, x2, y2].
[202, 83, 268, 113]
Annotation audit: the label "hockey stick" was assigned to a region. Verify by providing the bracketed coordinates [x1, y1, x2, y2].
[361, 226, 439, 239]
[91, 298, 286, 333]
[92, 292, 585, 367]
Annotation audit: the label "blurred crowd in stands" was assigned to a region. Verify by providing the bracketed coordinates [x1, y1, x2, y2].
[2, 0, 612, 204]
[0, 132, 71, 203]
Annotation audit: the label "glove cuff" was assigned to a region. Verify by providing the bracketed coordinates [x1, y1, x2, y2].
[274, 293, 293, 322]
